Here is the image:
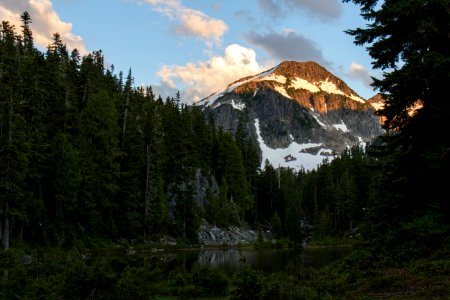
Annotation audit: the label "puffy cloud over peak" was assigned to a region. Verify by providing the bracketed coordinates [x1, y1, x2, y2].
[348, 62, 372, 87]
[0, 0, 87, 54]
[156, 44, 271, 104]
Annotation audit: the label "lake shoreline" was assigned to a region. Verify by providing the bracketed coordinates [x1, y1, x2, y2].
[2, 242, 447, 299]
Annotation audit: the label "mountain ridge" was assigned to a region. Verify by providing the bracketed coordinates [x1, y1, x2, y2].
[197, 61, 371, 111]
[194, 61, 383, 171]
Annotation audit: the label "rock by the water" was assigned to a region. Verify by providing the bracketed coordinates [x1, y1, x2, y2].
[198, 223, 258, 246]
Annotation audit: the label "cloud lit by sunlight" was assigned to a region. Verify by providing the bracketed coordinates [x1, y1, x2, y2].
[142, 0, 227, 46]
[157, 44, 272, 104]
[0, 0, 87, 54]
[348, 62, 372, 87]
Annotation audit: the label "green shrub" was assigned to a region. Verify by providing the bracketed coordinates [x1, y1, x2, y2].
[192, 266, 229, 297]
[231, 268, 263, 300]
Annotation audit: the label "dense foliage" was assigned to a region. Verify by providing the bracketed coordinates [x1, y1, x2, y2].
[0, 13, 254, 248]
[344, 0, 450, 262]
[0, 13, 377, 250]
[1, 246, 448, 299]
[0, 1, 449, 296]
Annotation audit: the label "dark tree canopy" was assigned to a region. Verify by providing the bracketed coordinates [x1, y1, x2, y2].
[345, 0, 449, 131]
[2, 8, 447, 262]
[345, 0, 450, 256]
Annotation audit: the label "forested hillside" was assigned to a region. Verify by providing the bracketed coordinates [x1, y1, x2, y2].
[0, 13, 381, 250]
[1, 5, 449, 298]
[0, 13, 251, 247]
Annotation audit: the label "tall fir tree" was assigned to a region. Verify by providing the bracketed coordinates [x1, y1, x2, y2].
[345, 0, 450, 259]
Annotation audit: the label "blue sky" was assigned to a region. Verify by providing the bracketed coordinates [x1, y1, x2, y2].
[1, 0, 379, 104]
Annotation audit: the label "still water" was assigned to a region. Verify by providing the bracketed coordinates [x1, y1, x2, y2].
[154, 247, 350, 274]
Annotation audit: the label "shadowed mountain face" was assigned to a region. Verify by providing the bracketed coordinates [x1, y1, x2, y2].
[194, 61, 383, 171]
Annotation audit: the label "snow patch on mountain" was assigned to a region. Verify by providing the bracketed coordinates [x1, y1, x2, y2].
[261, 74, 287, 84]
[370, 102, 384, 110]
[291, 78, 320, 93]
[211, 102, 222, 109]
[350, 94, 365, 103]
[230, 99, 246, 111]
[198, 66, 279, 107]
[312, 115, 327, 128]
[315, 79, 365, 103]
[254, 66, 278, 80]
[274, 86, 291, 99]
[254, 119, 333, 171]
[202, 81, 247, 106]
[319, 79, 344, 95]
[332, 120, 349, 132]
[357, 136, 366, 149]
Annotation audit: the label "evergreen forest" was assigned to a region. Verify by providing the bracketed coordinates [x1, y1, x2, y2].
[0, 13, 380, 249]
[1, 0, 449, 297]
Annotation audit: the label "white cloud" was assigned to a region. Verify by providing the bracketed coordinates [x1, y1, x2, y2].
[157, 44, 272, 104]
[142, 0, 227, 46]
[172, 8, 228, 45]
[0, 0, 87, 54]
[348, 62, 372, 87]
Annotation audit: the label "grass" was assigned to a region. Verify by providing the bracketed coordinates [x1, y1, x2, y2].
[308, 236, 359, 247]
[2, 238, 448, 300]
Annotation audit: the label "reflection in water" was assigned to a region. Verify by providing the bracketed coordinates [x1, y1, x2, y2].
[195, 247, 349, 273]
[138, 247, 350, 274]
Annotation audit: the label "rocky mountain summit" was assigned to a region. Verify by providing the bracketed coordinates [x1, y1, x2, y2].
[367, 93, 385, 111]
[194, 61, 383, 171]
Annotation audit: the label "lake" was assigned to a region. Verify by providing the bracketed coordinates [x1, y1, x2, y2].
[149, 246, 351, 274]
[1, 246, 351, 298]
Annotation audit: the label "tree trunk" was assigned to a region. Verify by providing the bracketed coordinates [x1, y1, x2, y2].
[2, 90, 14, 251]
[182, 198, 186, 239]
[144, 144, 151, 239]
[64, 88, 69, 131]
[121, 91, 130, 149]
[1, 203, 9, 251]
[81, 83, 88, 108]
[0, 211, 3, 240]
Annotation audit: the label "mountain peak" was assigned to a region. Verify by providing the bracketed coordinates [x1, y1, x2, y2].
[194, 60, 383, 171]
[272, 61, 363, 100]
[275, 60, 328, 77]
[196, 60, 368, 111]
[368, 94, 385, 110]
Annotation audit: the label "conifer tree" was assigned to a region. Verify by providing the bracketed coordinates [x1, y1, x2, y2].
[121, 69, 133, 150]
[271, 211, 282, 239]
[143, 100, 167, 238]
[20, 12, 33, 54]
[0, 21, 31, 249]
[345, 0, 450, 250]
[78, 88, 120, 237]
[216, 132, 251, 221]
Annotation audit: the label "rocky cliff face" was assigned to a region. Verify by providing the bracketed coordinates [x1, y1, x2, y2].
[368, 93, 387, 125]
[194, 61, 383, 171]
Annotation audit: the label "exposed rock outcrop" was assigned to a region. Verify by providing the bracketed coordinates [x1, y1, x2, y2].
[167, 169, 219, 217]
[198, 223, 259, 246]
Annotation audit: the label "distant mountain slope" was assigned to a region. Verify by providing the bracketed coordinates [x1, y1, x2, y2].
[194, 61, 383, 171]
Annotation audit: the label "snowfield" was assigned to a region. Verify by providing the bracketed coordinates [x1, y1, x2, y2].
[254, 119, 334, 171]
